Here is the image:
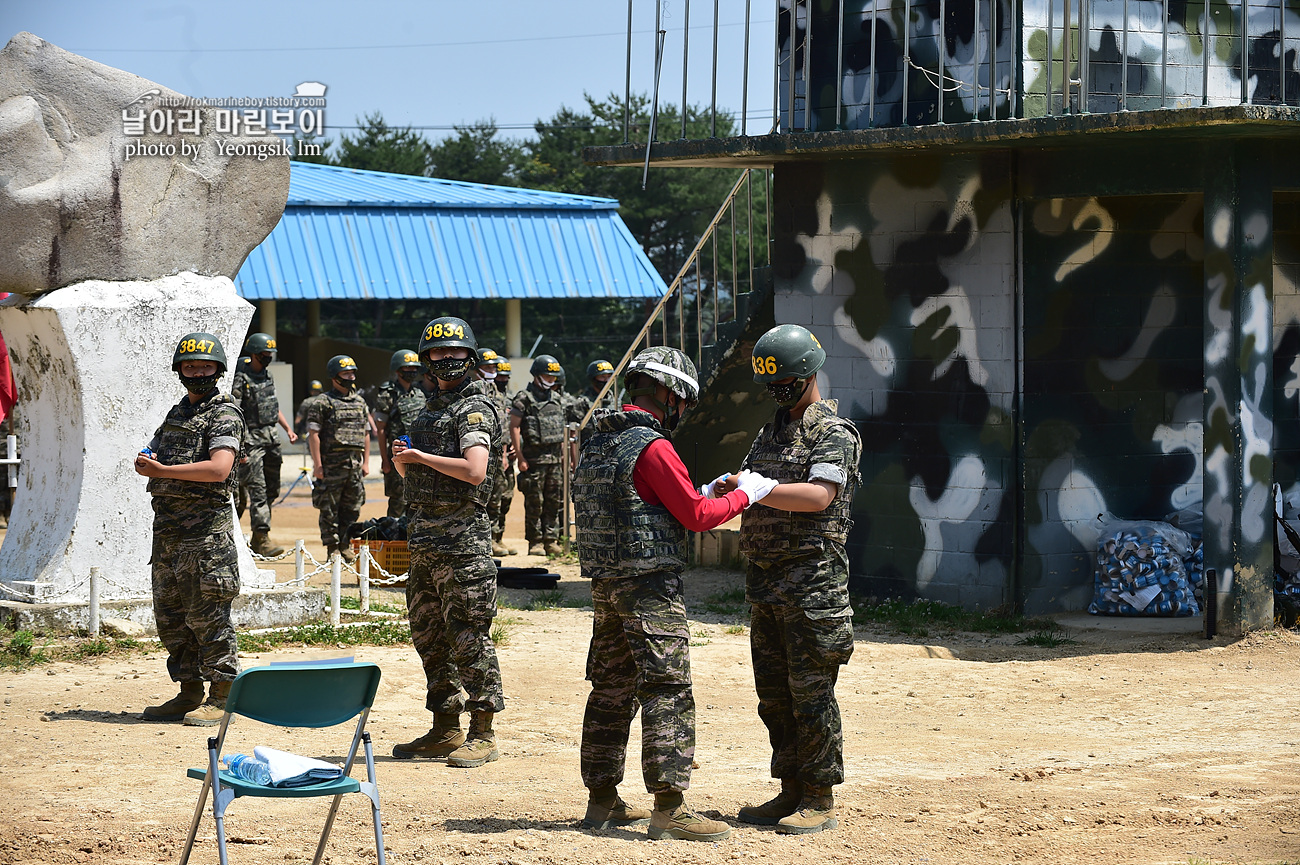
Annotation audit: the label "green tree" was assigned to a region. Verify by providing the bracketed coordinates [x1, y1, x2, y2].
[333, 112, 433, 176]
[429, 119, 524, 186]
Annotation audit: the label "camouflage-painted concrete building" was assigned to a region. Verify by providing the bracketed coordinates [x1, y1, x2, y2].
[590, 0, 1300, 634]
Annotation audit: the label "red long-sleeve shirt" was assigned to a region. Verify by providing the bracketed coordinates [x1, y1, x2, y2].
[622, 406, 748, 531]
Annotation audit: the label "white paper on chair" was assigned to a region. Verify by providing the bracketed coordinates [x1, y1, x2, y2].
[253, 746, 344, 788]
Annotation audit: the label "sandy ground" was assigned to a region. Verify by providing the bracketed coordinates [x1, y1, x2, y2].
[2, 449, 1300, 864]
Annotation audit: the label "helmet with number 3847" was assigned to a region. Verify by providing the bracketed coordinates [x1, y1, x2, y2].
[750, 324, 825, 384]
[172, 332, 228, 372]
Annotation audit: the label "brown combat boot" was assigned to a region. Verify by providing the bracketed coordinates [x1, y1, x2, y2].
[250, 530, 285, 558]
[392, 712, 465, 759]
[447, 711, 499, 768]
[648, 795, 731, 841]
[737, 778, 802, 825]
[340, 544, 357, 564]
[183, 680, 233, 727]
[527, 542, 545, 556]
[492, 532, 517, 556]
[582, 786, 651, 829]
[544, 541, 564, 557]
[775, 784, 837, 835]
[143, 681, 205, 722]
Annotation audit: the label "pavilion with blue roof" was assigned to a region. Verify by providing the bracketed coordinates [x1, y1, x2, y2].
[234, 161, 667, 359]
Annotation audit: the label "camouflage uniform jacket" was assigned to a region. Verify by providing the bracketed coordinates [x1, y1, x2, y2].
[148, 391, 244, 537]
[511, 381, 565, 464]
[574, 409, 687, 579]
[375, 378, 432, 455]
[739, 399, 862, 611]
[307, 389, 369, 456]
[230, 357, 280, 448]
[404, 377, 502, 527]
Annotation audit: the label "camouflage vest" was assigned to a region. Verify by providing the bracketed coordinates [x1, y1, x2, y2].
[739, 399, 862, 561]
[147, 392, 243, 507]
[232, 357, 280, 430]
[404, 378, 501, 514]
[318, 390, 368, 451]
[574, 410, 687, 578]
[518, 382, 566, 447]
[386, 381, 431, 442]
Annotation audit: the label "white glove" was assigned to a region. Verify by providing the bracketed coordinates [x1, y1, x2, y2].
[699, 472, 731, 499]
[734, 469, 778, 508]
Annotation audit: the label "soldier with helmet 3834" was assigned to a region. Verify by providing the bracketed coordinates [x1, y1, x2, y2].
[136, 332, 245, 728]
[230, 333, 297, 558]
[717, 324, 863, 835]
[306, 354, 371, 561]
[391, 317, 506, 769]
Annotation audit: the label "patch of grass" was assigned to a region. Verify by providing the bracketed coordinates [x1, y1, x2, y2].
[546, 547, 579, 565]
[338, 596, 405, 615]
[699, 587, 749, 616]
[490, 615, 524, 647]
[0, 629, 137, 671]
[724, 624, 747, 635]
[1015, 626, 1077, 648]
[520, 589, 588, 611]
[237, 621, 412, 652]
[852, 598, 1057, 638]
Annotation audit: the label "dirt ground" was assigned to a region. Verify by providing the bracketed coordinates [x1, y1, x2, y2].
[2, 451, 1300, 864]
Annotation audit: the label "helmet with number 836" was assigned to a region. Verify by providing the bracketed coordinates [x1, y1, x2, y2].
[751, 324, 825, 383]
[418, 316, 478, 381]
[326, 354, 358, 378]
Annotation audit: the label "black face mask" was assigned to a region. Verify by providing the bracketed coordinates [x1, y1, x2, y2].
[426, 356, 476, 382]
[180, 370, 220, 395]
[397, 369, 419, 384]
[335, 376, 357, 392]
[495, 379, 510, 393]
[766, 377, 810, 408]
[255, 353, 274, 367]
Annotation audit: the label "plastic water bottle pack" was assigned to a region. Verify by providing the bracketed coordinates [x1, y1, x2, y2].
[1088, 519, 1202, 617]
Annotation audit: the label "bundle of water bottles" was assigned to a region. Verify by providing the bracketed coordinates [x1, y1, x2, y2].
[1088, 518, 1205, 617]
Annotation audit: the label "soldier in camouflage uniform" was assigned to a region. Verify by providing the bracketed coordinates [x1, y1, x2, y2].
[720, 324, 863, 835]
[510, 354, 566, 556]
[574, 346, 777, 841]
[137, 332, 245, 727]
[307, 355, 371, 561]
[231, 333, 297, 558]
[294, 379, 324, 438]
[391, 317, 505, 769]
[375, 349, 430, 519]
[475, 349, 516, 556]
[491, 358, 517, 546]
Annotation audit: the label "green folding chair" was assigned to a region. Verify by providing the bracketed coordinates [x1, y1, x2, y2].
[179, 661, 386, 865]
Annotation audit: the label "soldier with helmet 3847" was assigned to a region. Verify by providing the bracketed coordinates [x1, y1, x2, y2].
[306, 354, 371, 561]
[136, 332, 245, 728]
[510, 354, 567, 556]
[718, 324, 863, 835]
[391, 316, 506, 769]
[230, 333, 297, 558]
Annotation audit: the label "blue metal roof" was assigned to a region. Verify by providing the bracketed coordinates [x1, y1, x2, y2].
[234, 162, 667, 301]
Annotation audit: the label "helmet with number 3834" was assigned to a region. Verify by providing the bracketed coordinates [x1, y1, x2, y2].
[751, 324, 825, 383]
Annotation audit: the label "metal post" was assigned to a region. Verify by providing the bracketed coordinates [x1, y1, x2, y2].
[990, 0, 998, 118]
[938, 0, 946, 123]
[88, 567, 100, 639]
[1080, 0, 1089, 112]
[743, 0, 752, 134]
[1121, 0, 1129, 110]
[1282, 0, 1287, 105]
[730, 196, 738, 319]
[1202, 0, 1209, 105]
[1161, 0, 1169, 106]
[712, 231, 719, 341]
[359, 542, 370, 614]
[789, 1, 797, 130]
[695, 256, 703, 362]
[1062, 0, 1071, 111]
[682, 0, 691, 139]
[974, 0, 981, 119]
[836, 0, 845, 127]
[1242, 0, 1249, 103]
[746, 169, 754, 289]
[869, 0, 878, 124]
[330, 551, 341, 628]
[765, 168, 772, 265]
[903, 0, 912, 123]
[1047, 0, 1055, 113]
[774, 0, 782, 131]
[712, 0, 720, 136]
[804, 0, 813, 129]
[643, 8, 667, 190]
[294, 539, 304, 584]
[626, 0, 634, 143]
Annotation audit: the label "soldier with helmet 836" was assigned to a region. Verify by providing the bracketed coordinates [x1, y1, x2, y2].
[136, 332, 245, 727]
[306, 354, 371, 561]
[718, 324, 862, 835]
[231, 333, 297, 558]
[391, 317, 506, 769]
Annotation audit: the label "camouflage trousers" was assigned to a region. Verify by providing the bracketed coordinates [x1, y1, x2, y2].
[151, 531, 241, 684]
[312, 450, 365, 548]
[749, 598, 854, 786]
[383, 467, 405, 519]
[237, 441, 282, 534]
[581, 572, 694, 795]
[487, 460, 515, 540]
[517, 461, 563, 544]
[405, 509, 505, 715]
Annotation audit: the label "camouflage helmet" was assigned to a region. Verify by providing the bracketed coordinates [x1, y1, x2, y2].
[172, 332, 227, 372]
[390, 348, 420, 372]
[478, 348, 501, 367]
[751, 324, 825, 383]
[496, 358, 512, 374]
[326, 354, 358, 378]
[530, 354, 562, 377]
[624, 346, 699, 403]
[418, 316, 477, 359]
[245, 332, 276, 357]
[308, 379, 323, 395]
[586, 359, 614, 381]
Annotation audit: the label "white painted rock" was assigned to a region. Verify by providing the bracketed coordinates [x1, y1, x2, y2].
[0, 31, 289, 297]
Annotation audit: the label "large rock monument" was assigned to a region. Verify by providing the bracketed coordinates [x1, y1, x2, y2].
[0, 32, 290, 608]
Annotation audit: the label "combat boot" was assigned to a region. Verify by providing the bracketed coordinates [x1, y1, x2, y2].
[544, 541, 564, 557]
[528, 542, 545, 556]
[648, 796, 731, 842]
[492, 531, 517, 556]
[340, 544, 357, 564]
[392, 713, 465, 759]
[183, 680, 232, 727]
[737, 778, 802, 825]
[143, 681, 205, 722]
[582, 787, 651, 829]
[250, 530, 285, 558]
[775, 784, 837, 835]
[447, 711, 499, 768]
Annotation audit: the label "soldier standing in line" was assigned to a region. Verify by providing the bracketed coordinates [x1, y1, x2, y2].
[231, 333, 297, 558]
[294, 379, 324, 438]
[375, 349, 429, 519]
[137, 333, 245, 727]
[390, 317, 505, 768]
[491, 358, 517, 549]
[306, 355, 371, 562]
[719, 324, 863, 835]
[510, 354, 566, 557]
[475, 349, 516, 556]
[574, 346, 777, 840]
[571, 358, 615, 425]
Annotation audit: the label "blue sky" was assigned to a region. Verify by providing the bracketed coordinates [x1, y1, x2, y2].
[2, 1, 779, 143]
